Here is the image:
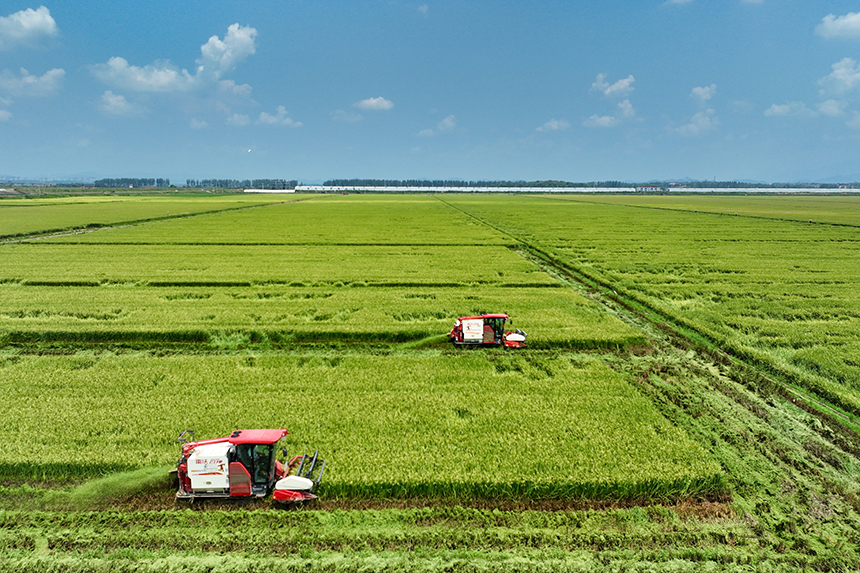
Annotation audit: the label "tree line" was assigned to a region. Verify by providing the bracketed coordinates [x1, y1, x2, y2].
[93, 178, 170, 188]
[185, 179, 298, 189]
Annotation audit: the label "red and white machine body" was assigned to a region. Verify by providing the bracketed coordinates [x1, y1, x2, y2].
[449, 313, 527, 348]
[175, 429, 324, 504]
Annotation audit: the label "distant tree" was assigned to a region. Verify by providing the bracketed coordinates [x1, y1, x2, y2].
[93, 178, 169, 188]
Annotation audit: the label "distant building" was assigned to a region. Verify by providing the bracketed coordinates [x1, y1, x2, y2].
[244, 189, 295, 194]
[636, 186, 662, 192]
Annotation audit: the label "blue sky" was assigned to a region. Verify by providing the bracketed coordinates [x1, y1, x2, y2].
[3, 1, 860, 183]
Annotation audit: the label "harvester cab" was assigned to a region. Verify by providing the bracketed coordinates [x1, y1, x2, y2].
[449, 313, 527, 348]
[175, 429, 324, 504]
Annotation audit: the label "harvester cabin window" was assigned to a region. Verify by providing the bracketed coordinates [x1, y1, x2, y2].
[235, 444, 273, 485]
[254, 444, 272, 484]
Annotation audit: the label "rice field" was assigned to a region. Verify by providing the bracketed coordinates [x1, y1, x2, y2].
[0, 194, 681, 498]
[0, 194, 284, 238]
[442, 194, 860, 417]
[0, 285, 643, 349]
[0, 353, 719, 500]
[0, 244, 552, 285]
[3, 192, 860, 571]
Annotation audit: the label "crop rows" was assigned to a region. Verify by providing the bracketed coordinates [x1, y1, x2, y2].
[0, 244, 552, 285]
[40, 195, 511, 245]
[0, 285, 643, 349]
[0, 194, 725, 504]
[0, 353, 720, 500]
[560, 193, 860, 226]
[4, 193, 860, 571]
[0, 194, 282, 239]
[442, 195, 860, 417]
[0, 505, 773, 573]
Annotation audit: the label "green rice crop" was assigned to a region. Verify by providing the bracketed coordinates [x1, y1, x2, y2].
[443, 194, 860, 416]
[41, 195, 511, 245]
[0, 285, 643, 349]
[0, 244, 552, 285]
[556, 193, 860, 226]
[0, 195, 281, 238]
[0, 353, 720, 500]
[0, 505, 791, 572]
[0, 194, 708, 501]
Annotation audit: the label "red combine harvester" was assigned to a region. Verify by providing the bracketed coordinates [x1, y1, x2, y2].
[175, 429, 324, 504]
[449, 313, 527, 348]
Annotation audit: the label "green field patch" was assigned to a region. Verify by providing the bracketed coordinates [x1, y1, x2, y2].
[0, 353, 722, 501]
[0, 244, 553, 286]
[555, 193, 860, 226]
[0, 194, 283, 238]
[391, 311, 449, 322]
[443, 195, 860, 417]
[1, 309, 126, 321]
[162, 292, 212, 301]
[0, 286, 643, 350]
[40, 195, 511, 245]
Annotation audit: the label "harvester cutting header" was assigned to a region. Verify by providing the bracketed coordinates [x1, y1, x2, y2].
[449, 313, 527, 348]
[175, 429, 324, 504]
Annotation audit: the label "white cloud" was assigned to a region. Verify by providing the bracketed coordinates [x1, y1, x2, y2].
[331, 109, 363, 122]
[847, 112, 860, 128]
[664, 0, 693, 5]
[227, 113, 250, 126]
[583, 99, 634, 128]
[190, 118, 208, 129]
[91, 57, 197, 92]
[740, 0, 763, 4]
[419, 114, 456, 136]
[817, 99, 846, 117]
[691, 84, 716, 103]
[583, 114, 619, 128]
[197, 23, 257, 80]
[764, 102, 811, 117]
[536, 118, 570, 132]
[418, 5, 429, 15]
[818, 57, 860, 96]
[257, 105, 302, 127]
[816, 12, 860, 40]
[762, 99, 847, 119]
[0, 109, 11, 122]
[354, 96, 394, 111]
[0, 6, 57, 50]
[92, 24, 257, 92]
[437, 114, 456, 131]
[676, 109, 717, 136]
[218, 80, 252, 97]
[0, 67, 63, 96]
[99, 90, 143, 116]
[591, 73, 635, 97]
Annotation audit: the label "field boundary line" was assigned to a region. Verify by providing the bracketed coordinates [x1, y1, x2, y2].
[14, 242, 507, 247]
